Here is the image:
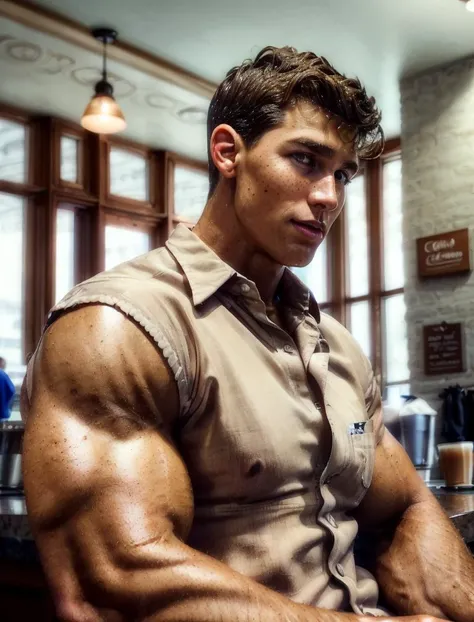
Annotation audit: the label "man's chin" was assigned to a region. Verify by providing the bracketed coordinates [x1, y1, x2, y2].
[284, 249, 319, 269]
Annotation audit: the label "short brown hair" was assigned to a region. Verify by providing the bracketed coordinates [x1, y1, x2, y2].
[207, 46, 384, 194]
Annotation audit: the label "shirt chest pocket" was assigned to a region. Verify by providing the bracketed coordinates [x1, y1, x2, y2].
[328, 428, 376, 511]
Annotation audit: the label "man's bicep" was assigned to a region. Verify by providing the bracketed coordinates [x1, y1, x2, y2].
[355, 429, 431, 530]
[23, 306, 194, 609]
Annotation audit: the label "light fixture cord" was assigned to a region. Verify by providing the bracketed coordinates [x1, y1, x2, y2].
[102, 38, 107, 81]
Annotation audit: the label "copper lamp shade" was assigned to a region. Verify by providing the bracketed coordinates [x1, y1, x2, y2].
[81, 94, 126, 134]
[81, 28, 126, 135]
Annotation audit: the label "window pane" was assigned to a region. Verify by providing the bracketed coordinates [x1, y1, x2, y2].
[60, 136, 79, 183]
[384, 383, 410, 407]
[383, 158, 404, 291]
[0, 193, 25, 385]
[0, 119, 27, 183]
[292, 238, 328, 304]
[55, 208, 75, 303]
[345, 174, 369, 297]
[348, 300, 371, 360]
[110, 148, 148, 201]
[105, 225, 151, 270]
[174, 166, 209, 223]
[383, 293, 409, 383]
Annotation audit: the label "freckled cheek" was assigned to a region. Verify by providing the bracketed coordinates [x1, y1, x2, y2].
[258, 167, 306, 199]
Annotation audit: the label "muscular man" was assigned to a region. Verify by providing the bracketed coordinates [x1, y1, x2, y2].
[22, 47, 473, 622]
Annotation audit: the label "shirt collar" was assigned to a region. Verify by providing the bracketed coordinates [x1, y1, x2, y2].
[166, 224, 236, 306]
[165, 224, 321, 322]
[278, 268, 321, 323]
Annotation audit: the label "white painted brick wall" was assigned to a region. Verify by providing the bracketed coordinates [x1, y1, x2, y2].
[401, 57, 474, 426]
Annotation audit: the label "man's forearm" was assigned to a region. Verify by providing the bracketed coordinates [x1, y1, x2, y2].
[71, 537, 365, 622]
[374, 493, 474, 622]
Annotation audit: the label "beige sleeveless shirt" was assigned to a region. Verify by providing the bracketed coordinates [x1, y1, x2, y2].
[29, 224, 387, 616]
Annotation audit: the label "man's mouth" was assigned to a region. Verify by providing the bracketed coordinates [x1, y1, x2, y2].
[290, 219, 326, 241]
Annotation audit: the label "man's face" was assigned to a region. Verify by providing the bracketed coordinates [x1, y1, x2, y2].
[233, 101, 359, 267]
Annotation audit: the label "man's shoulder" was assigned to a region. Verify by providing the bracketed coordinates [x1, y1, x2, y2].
[54, 245, 191, 315]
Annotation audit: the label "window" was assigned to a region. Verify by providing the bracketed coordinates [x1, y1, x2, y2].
[109, 147, 149, 202]
[55, 208, 76, 303]
[383, 293, 409, 384]
[345, 174, 369, 298]
[105, 223, 151, 270]
[174, 165, 209, 223]
[292, 238, 329, 305]
[60, 135, 79, 184]
[0, 193, 26, 385]
[0, 119, 27, 183]
[383, 158, 404, 291]
[344, 173, 371, 360]
[297, 143, 408, 404]
[380, 155, 408, 403]
[348, 300, 371, 360]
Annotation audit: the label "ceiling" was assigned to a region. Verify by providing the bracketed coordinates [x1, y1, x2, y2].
[0, 16, 209, 160]
[4, 0, 474, 159]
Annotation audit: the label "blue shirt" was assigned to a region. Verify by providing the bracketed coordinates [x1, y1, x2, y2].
[0, 369, 15, 419]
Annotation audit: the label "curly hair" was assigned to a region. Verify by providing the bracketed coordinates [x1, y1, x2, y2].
[207, 46, 384, 194]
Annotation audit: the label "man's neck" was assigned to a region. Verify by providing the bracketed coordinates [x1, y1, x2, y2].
[193, 188, 284, 305]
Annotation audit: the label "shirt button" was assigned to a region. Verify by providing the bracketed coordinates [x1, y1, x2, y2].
[327, 514, 337, 528]
[335, 563, 345, 577]
[240, 283, 250, 294]
[283, 344, 294, 354]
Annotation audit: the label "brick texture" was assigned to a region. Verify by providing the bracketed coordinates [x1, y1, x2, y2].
[401, 57, 474, 432]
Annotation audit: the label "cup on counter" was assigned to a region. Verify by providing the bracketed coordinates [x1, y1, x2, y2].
[437, 442, 473, 487]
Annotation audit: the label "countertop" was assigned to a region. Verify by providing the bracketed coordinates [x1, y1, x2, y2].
[430, 486, 474, 543]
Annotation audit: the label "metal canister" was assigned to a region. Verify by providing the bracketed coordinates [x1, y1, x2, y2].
[0, 420, 24, 489]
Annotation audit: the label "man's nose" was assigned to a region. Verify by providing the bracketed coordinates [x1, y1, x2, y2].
[307, 174, 339, 212]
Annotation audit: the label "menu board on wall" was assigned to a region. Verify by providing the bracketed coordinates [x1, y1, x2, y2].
[417, 229, 471, 278]
[424, 322, 465, 376]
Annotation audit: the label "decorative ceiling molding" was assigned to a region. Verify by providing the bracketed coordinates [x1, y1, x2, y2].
[0, 32, 208, 124]
[0, 0, 217, 100]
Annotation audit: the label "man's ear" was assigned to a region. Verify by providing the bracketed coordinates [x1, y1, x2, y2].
[209, 124, 242, 181]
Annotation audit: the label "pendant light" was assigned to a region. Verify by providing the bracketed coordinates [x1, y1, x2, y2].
[81, 28, 126, 135]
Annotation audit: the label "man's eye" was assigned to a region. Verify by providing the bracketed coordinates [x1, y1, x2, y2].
[292, 153, 316, 168]
[335, 170, 351, 186]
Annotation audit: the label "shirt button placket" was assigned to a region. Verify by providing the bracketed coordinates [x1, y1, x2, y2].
[335, 563, 345, 577]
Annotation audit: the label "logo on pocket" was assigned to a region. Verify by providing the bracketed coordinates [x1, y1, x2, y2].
[348, 421, 366, 436]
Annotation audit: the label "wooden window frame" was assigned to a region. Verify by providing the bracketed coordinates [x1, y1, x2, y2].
[53, 119, 85, 193]
[0, 103, 173, 361]
[166, 152, 209, 231]
[105, 136, 156, 214]
[325, 138, 406, 393]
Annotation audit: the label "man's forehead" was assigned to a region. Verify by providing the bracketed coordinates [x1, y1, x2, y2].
[280, 102, 358, 159]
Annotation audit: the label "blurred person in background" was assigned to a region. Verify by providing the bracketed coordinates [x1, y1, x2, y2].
[0, 357, 15, 420]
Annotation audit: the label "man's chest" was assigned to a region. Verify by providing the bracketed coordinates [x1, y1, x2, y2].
[176, 308, 370, 508]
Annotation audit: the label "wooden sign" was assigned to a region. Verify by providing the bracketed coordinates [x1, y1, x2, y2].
[417, 229, 470, 278]
[424, 322, 465, 376]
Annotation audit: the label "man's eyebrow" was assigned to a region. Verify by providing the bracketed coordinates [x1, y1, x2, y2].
[289, 138, 359, 174]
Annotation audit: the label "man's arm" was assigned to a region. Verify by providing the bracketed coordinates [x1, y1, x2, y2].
[354, 429, 474, 622]
[24, 305, 394, 622]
